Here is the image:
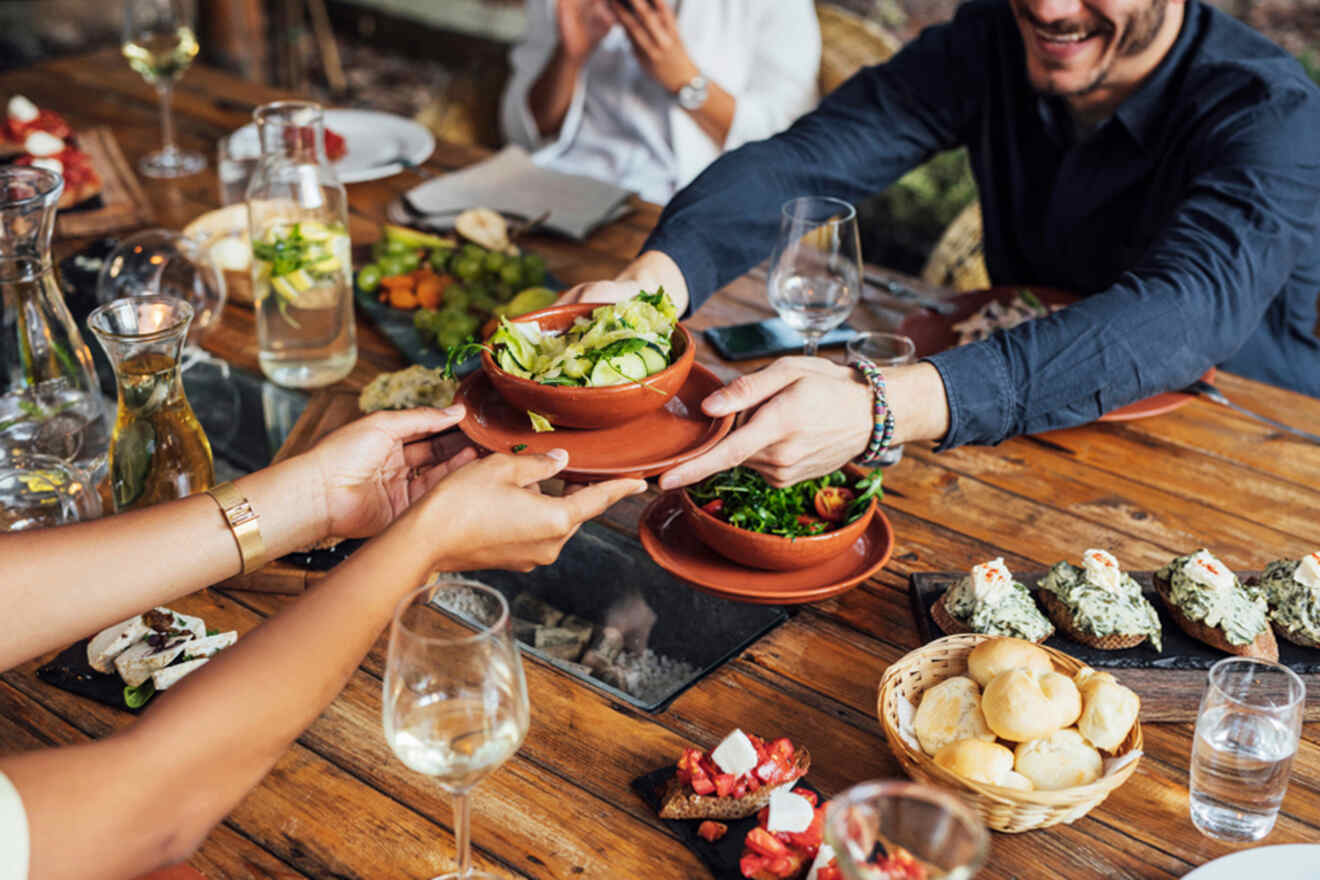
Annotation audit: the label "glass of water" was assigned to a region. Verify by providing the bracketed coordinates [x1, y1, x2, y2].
[1189, 656, 1305, 842]
[846, 332, 916, 466]
[767, 196, 862, 357]
[383, 578, 530, 879]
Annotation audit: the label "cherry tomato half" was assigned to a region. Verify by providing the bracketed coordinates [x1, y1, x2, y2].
[813, 486, 856, 523]
[701, 499, 724, 516]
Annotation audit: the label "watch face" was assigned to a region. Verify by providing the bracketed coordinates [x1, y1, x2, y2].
[679, 75, 708, 110]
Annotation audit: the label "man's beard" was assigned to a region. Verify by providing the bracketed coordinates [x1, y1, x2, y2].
[1056, 0, 1170, 97]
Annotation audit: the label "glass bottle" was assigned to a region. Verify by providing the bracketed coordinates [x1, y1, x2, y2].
[87, 295, 213, 512]
[0, 166, 109, 473]
[246, 100, 356, 388]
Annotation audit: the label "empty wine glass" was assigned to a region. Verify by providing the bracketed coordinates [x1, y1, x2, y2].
[122, 0, 204, 178]
[97, 229, 227, 348]
[767, 196, 862, 357]
[383, 578, 530, 880]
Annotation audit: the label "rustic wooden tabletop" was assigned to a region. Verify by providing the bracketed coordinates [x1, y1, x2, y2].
[3, 49, 1319, 880]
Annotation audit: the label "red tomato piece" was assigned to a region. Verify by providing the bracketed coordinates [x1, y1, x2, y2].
[701, 498, 724, 515]
[813, 486, 856, 522]
[689, 770, 715, 795]
[740, 853, 769, 877]
[817, 865, 844, 880]
[698, 820, 727, 843]
[745, 827, 789, 858]
[793, 787, 817, 806]
[714, 773, 737, 798]
[769, 738, 796, 765]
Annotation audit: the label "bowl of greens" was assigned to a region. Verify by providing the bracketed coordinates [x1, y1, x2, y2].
[475, 292, 694, 429]
[681, 465, 883, 571]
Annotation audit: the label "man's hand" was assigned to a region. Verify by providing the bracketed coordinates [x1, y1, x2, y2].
[415, 450, 648, 572]
[557, 250, 691, 313]
[608, 0, 699, 93]
[301, 406, 477, 541]
[557, 0, 617, 63]
[659, 358, 874, 489]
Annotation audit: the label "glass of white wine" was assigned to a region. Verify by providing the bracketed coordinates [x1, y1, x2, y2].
[767, 196, 863, 357]
[384, 579, 530, 880]
[122, 0, 205, 178]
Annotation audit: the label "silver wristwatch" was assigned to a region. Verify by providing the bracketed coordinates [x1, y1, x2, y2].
[677, 73, 709, 111]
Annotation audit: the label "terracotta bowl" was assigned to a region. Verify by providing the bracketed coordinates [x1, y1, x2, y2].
[481, 302, 695, 429]
[679, 465, 878, 572]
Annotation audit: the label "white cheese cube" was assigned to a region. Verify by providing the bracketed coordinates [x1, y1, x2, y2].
[1294, 551, 1320, 592]
[23, 131, 63, 157]
[29, 157, 62, 176]
[151, 657, 210, 690]
[114, 636, 193, 687]
[710, 729, 758, 778]
[805, 844, 836, 880]
[766, 788, 814, 834]
[7, 95, 38, 124]
[87, 615, 152, 673]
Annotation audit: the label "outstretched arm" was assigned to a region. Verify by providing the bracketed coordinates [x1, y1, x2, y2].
[3, 451, 646, 880]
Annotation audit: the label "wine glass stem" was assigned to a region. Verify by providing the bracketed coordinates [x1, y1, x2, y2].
[802, 334, 821, 357]
[453, 791, 473, 877]
[157, 84, 177, 156]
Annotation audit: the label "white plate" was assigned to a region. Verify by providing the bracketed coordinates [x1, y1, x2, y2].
[229, 109, 435, 184]
[1182, 845, 1320, 879]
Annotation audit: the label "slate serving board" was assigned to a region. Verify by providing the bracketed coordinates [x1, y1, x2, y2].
[909, 571, 1320, 722]
[36, 638, 146, 714]
[632, 766, 823, 880]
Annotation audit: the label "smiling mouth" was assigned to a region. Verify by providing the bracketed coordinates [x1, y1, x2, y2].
[1033, 25, 1098, 44]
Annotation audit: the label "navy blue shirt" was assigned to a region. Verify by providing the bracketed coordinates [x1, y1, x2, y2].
[645, 0, 1320, 448]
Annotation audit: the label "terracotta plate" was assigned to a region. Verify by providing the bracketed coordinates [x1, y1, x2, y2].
[455, 363, 734, 481]
[897, 286, 1214, 421]
[638, 491, 895, 604]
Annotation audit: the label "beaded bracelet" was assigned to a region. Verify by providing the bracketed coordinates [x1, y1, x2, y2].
[852, 356, 895, 466]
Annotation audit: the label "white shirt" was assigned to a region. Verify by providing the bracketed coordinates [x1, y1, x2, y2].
[501, 0, 821, 205]
[0, 771, 28, 880]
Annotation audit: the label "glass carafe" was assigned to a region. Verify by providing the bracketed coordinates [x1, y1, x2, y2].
[0, 166, 109, 471]
[246, 100, 356, 388]
[88, 295, 213, 512]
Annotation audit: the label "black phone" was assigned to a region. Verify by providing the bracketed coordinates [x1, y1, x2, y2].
[703, 319, 857, 361]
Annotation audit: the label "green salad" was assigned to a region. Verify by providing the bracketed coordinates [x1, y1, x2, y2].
[686, 466, 882, 539]
[457, 290, 679, 387]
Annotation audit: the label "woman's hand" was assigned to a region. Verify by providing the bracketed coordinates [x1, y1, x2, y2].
[608, 0, 698, 93]
[557, 251, 691, 314]
[413, 450, 647, 572]
[299, 405, 477, 541]
[557, 0, 617, 63]
[659, 358, 874, 489]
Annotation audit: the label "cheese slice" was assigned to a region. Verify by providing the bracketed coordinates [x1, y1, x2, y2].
[23, 131, 63, 157]
[710, 729, 758, 778]
[1082, 548, 1123, 594]
[970, 557, 1014, 605]
[766, 788, 813, 834]
[179, 630, 236, 660]
[87, 615, 152, 673]
[114, 635, 193, 687]
[805, 844, 836, 880]
[1294, 551, 1320, 592]
[7, 95, 37, 124]
[151, 657, 210, 691]
[1184, 549, 1234, 594]
[148, 631, 236, 690]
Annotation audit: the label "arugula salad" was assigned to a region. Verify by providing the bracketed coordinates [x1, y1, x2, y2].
[459, 290, 679, 387]
[687, 466, 883, 539]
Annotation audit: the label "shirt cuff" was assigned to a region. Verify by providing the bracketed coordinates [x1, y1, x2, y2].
[640, 217, 721, 316]
[0, 771, 29, 880]
[925, 341, 1015, 449]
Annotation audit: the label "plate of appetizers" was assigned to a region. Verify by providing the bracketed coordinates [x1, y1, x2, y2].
[227, 108, 434, 183]
[2, 94, 104, 208]
[910, 549, 1320, 672]
[36, 606, 238, 712]
[897, 286, 1215, 422]
[639, 486, 894, 605]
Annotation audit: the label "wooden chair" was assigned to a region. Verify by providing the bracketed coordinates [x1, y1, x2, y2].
[816, 3, 902, 95]
[921, 200, 991, 291]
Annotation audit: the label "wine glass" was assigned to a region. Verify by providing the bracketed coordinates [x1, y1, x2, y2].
[384, 578, 530, 880]
[767, 196, 862, 357]
[824, 780, 989, 880]
[122, 0, 205, 178]
[97, 229, 227, 347]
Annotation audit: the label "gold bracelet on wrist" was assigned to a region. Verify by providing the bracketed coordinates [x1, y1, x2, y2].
[206, 481, 268, 574]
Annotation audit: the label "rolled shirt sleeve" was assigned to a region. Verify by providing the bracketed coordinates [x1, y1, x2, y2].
[0, 771, 29, 880]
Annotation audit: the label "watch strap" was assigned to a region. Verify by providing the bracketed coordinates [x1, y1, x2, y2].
[206, 481, 268, 574]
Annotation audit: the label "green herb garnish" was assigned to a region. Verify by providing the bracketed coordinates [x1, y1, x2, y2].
[511, 443, 528, 453]
[687, 466, 880, 539]
[123, 680, 155, 709]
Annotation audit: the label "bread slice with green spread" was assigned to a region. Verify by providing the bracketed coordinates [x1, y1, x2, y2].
[1253, 550, 1320, 648]
[1154, 549, 1277, 661]
[1035, 549, 1162, 651]
[934, 558, 1054, 643]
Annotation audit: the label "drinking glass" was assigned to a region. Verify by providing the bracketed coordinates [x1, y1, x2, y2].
[217, 132, 260, 206]
[845, 332, 916, 466]
[1189, 657, 1305, 842]
[383, 579, 530, 880]
[767, 196, 862, 356]
[122, 0, 205, 178]
[97, 229, 228, 347]
[0, 451, 102, 531]
[825, 780, 988, 880]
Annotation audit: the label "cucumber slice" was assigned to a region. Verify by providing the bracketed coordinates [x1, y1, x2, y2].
[638, 346, 668, 375]
[590, 352, 647, 386]
[561, 356, 590, 379]
[497, 348, 530, 378]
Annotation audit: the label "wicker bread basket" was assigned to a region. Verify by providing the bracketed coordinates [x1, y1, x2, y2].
[877, 633, 1143, 833]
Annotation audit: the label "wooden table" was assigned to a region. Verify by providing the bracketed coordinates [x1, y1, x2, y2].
[4, 51, 1320, 880]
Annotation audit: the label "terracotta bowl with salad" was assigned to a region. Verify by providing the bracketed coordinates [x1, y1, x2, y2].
[479, 295, 694, 429]
[681, 464, 882, 571]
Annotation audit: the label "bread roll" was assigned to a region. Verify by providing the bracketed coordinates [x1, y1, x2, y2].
[1075, 667, 1140, 752]
[933, 739, 1016, 786]
[966, 637, 1054, 686]
[1000, 771, 1035, 792]
[981, 668, 1081, 741]
[913, 676, 995, 756]
[1014, 728, 1103, 790]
